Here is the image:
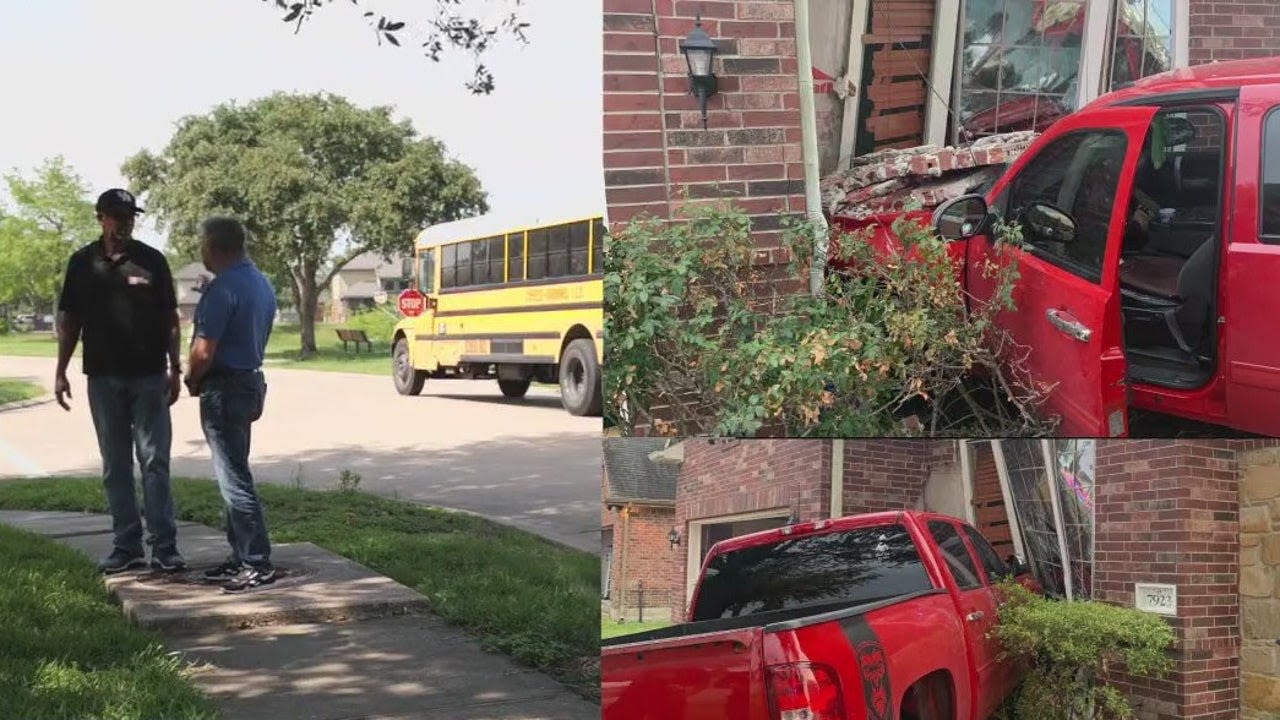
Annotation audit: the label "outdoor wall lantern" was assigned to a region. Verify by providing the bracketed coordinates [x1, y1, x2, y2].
[667, 527, 682, 549]
[679, 14, 719, 130]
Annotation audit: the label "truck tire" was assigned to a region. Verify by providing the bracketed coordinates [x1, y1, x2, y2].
[559, 338, 602, 416]
[498, 378, 531, 398]
[393, 337, 427, 396]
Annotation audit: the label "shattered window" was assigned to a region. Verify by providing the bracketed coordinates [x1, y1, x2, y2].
[957, 0, 1085, 139]
[998, 439, 1096, 600]
[1109, 0, 1174, 90]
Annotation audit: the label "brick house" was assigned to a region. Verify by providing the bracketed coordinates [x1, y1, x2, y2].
[602, 438, 681, 622]
[649, 438, 1280, 719]
[602, 0, 1280, 253]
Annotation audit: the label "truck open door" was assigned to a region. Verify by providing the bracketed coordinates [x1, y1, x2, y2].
[1222, 84, 1280, 435]
[942, 105, 1160, 436]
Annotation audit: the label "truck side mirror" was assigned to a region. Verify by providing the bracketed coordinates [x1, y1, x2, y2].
[932, 194, 990, 241]
[1006, 553, 1027, 576]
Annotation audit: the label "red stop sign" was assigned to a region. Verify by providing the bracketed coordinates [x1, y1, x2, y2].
[398, 288, 427, 317]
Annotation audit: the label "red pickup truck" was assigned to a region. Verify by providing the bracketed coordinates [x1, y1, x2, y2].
[832, 56, 1280, 437]
[601, 510, 1035, 720]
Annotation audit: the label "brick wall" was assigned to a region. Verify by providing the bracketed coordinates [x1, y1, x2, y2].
[605, 504, 679, 621]
[840, 440, 951, 514]
[1093, 439, 1280, 720]
[603, 0, 806, 257]
[1188, 0, 1280, 66]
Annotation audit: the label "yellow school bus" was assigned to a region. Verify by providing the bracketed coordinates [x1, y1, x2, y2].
[391, 210, 605, 416]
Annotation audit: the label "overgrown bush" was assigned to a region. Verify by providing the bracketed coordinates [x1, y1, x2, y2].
[345, 306, 400, 342]
[604, 200, 1054, 436]
[992, 582, 1176, 720]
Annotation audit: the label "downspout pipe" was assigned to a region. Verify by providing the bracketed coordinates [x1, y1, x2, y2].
[794, 0, 830, 296]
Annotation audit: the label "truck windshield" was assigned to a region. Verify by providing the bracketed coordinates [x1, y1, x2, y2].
[690, 524, 933, 621]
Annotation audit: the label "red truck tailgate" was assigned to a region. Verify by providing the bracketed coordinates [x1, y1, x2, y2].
[602, 627, 769, 720]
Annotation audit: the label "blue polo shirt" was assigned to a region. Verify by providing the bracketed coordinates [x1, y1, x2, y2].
[193, 258, 277, 371]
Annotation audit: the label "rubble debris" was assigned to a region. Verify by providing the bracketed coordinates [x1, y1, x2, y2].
[823, 131, 1040, 220]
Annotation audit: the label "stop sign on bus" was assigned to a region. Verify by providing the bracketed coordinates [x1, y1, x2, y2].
[398, 288, 427, 317]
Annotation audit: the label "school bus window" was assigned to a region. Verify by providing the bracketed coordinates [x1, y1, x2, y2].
[548, 223, 571, 277]
[528, 228, 550, 280]
[593, 219, 606, 274]
[417, 252, 435, 293]
[487, 236, 505, 283]
[455, 241, 473, 286]
[442, 243, 457, 289]
[570, 220, 590, 275]
[508, 231, 525, 281]
[471, 238, 490, 285]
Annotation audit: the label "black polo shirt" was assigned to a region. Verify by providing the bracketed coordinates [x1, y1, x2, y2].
[57, 238, 178, 377]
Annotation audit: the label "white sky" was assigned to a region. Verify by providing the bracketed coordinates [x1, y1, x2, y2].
[0, 0, 604, 251]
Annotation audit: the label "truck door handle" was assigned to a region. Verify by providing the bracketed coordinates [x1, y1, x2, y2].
[967, 611, 985, 622]
[1046, 308, 1093, 343]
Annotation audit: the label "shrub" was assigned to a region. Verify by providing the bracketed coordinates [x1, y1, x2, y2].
[604, 199, 1053, 436]
[991, 581, 1176, 720]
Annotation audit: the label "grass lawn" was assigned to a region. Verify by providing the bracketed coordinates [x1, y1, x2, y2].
[0, 377, 44, 405]
[0, 477, 601, 700]
[601, 618, 672, 640]
[0, 524, 217, 720]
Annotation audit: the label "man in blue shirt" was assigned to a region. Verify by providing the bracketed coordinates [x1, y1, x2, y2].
[185, 216, 278, 593]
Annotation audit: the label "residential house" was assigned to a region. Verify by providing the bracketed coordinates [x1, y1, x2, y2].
[602, 437, 680, 622]
[648, 438, 1280, 720]
[328, 252, 412, 323]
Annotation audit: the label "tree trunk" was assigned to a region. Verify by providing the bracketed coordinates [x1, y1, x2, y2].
[297, 277, 319, 357]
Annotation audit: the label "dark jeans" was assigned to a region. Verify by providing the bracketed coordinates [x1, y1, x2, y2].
[199, 370, 271, 567]
[86, 373, 178, 557]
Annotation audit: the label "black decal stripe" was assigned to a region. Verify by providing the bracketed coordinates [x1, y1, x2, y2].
[840, 615, 895, 720]
[435, 301, 602, 318]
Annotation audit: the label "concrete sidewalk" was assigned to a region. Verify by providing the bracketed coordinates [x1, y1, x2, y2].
[0, 510, 599, 720]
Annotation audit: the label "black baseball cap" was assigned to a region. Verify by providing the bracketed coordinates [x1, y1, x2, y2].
[95, 188, 144, 216]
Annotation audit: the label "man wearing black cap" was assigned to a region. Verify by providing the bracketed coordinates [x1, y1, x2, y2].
[54, 188, 186, 574]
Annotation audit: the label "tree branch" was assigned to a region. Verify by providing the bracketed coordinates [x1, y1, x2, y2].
[318, 244, 372, 290]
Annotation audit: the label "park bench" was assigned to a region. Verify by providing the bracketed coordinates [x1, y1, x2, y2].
[335, 328, 373, 353]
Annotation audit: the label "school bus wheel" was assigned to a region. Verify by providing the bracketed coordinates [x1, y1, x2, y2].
[392, 336, 427, 396]
[498, 378, 532, 398]
[559, 338, 602, 417]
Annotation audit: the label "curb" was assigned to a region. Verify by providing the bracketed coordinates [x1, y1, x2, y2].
[0, 395, 52, 413]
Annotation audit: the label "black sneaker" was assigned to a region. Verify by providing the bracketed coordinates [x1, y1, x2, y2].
[150, 547, 187, 572]
[98, 549, 147, 575]
[202, 561, 243, 581]
[221, 565, 277, 594]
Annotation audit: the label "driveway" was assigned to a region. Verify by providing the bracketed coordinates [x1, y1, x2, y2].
[0, 355, 602, 553]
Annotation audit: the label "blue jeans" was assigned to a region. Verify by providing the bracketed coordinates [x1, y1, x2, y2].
[86, 374, 178, 557]
[199, 370, 271, 567]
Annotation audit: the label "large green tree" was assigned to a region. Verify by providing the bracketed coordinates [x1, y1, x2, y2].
[121, 92, 487, 354]
[264, 0, 529, 94]
[0, 157, 98, 315]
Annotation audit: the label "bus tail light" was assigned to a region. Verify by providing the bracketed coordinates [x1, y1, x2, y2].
[767, 662, 847, 720]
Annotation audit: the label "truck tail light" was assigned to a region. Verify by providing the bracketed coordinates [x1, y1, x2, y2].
[766, 662, 847, 720]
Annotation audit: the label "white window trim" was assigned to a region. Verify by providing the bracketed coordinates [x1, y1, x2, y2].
[684, 508, 793, 606]
[1078, 0, 1116, 108]
[925, 0, 961, 148]
[836, 0, 872, 170]
[958, 440, 978, 526]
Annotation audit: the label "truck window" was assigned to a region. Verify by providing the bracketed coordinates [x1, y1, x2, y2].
[926, 520, 982, 590]
[961, 524, 1012, 583]
[1263, 108, 1280, 243]
[1006, 130, 1129, 283]
[690, 525, 933, 621]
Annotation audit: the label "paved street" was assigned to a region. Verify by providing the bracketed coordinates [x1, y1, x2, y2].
[0, 355, 602, 553]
